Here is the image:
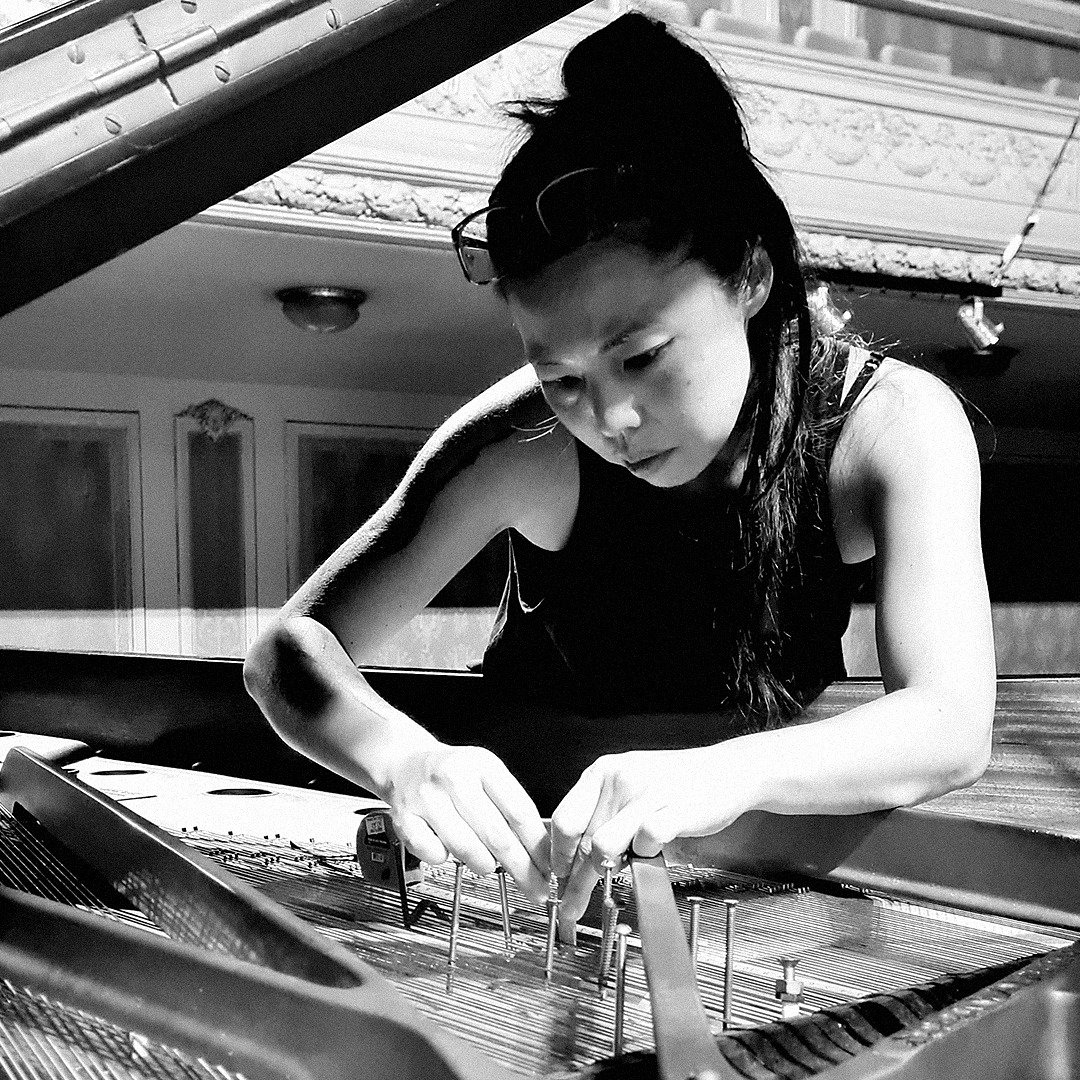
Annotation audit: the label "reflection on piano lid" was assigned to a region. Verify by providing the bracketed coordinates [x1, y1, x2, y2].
[0, 738, 1077, 1080]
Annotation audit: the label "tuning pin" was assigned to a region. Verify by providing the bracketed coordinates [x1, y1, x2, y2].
[544, 896, 560, 979]
[598, 864, 618, 996]
[447, 862, 465, 967]
[775, 957, 804, 1019]
[613, 923, 632, 1056]
[688, 895, 703, 966]
[723, 898, 739, 1030]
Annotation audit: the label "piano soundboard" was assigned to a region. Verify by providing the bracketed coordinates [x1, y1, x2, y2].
[0, 732, 1077, 1080]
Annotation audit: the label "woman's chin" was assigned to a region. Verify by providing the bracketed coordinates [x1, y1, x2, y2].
[675, 451, 746, 495]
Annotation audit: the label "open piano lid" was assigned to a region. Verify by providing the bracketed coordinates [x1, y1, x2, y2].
[2, 0, 1080, 319]
[0, 0, 586, 319]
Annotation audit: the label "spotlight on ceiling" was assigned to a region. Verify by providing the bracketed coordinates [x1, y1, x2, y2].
[276, 286, 367, 333]
[809, 282, 853, 336]
[938, 296, 1017, 376]
[957, 296, 1003, 352]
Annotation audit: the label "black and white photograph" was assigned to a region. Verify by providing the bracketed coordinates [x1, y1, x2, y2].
[0, 0, 1078, 1075]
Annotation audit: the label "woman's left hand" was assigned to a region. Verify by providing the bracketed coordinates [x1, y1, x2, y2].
[550, 744, 756, 927]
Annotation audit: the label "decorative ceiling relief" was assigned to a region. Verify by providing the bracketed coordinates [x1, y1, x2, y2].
[399, 26, 1079, 212]
[743, 85, 1075, 203]
[223, 167, 1080, 298]
[221, 10, 1079, 297]
[410, 38, 564, 124]
[801, 232, 1080, 296]
[178, 400, 252, 442]
[235, 168, 486, 229]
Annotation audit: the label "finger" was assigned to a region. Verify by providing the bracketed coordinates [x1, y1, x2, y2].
[558, 859, 601, 932]
[550, 768, 607, 879]
[632, 806, 684, 859]
[589, 797, 667, 869]
[391, 810, 449, 867]
[451, 782, 548, 901]
[420, 790, 500, 876]
[481, 765, 551, 881]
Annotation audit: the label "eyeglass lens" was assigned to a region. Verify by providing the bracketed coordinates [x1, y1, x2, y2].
[456, 206, 523, 284]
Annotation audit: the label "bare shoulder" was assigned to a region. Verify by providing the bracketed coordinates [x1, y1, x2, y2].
[424, 365, 578, 543]
[285, 366, 578, 632]
[829, 359, 980, 560]
[832, 359, 977, 483]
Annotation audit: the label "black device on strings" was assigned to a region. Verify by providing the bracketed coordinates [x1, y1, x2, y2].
[355, 809, 442, 929]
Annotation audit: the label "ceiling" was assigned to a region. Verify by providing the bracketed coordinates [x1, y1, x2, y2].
[1, 213, 1078, 429]
[0, 217, 524, 400]
[834, 285, 1080, 432]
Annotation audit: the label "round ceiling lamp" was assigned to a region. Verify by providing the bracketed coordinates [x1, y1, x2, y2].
[276, 286, 367, 333]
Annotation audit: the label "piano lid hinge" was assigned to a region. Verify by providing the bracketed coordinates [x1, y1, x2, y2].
[0, 45, 162, 148]
[151, 24, 221, 76]
[0, 0, 325, 150]
[132, 0, 334, 109]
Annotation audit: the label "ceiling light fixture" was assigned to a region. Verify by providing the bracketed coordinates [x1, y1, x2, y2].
[276, 286, 367, 333]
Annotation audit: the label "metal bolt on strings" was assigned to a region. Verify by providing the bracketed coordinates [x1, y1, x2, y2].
[496, 865, 512, 951]
[613, 922, 632, 1056]
[688, 895, 702, 965]
[598, 863, 618, 996]
[775, 956, 804, 1020]
[722, 898, 739, 1030]
[447, 861, 465, 968]
[544, 897, 560, 978]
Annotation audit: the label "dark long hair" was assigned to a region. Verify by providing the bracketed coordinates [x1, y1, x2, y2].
[489, 13, 836, 725]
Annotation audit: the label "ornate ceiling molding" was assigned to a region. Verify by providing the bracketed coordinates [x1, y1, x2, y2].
[740, 84, 1076, 202]
[408, 36, 564, 124]
[389, 12, 1079, 210]
[233, 167, 486, 231]
[227, 169, 1080, 298]
[800, 232, 1080, 296]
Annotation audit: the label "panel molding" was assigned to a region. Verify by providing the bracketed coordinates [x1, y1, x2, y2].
[174, 400, 257, 657]
[0, 405, 145, 652]
[284, 419, 430, 597]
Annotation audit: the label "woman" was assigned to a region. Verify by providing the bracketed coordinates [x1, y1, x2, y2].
[244, 13, 995, 927]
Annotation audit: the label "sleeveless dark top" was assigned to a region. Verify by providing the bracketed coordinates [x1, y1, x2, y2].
[481, 345, 883, 730]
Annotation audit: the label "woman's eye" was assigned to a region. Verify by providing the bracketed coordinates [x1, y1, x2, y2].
[623, 345, 665, 373]
[544, 375, 582, 394]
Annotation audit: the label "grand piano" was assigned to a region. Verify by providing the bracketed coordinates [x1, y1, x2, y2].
[0, 646, 1077, 1079]
[2, 0, 1080, 1076]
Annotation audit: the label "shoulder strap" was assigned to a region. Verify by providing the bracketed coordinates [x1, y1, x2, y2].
[817, 340, 855, 417]
[814, 345, 887, 471]
[835, 346, 886, 421]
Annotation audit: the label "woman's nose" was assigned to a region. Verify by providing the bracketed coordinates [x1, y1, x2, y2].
[591, 384, 641, 439]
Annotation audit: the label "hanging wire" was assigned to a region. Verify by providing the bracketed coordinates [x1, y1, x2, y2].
[991, 101, 1080, 288]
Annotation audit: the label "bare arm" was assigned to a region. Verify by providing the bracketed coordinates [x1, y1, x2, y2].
[244, 366, 577, 899]
[736, 365, 994, 814]
[552, 364, 995, 917]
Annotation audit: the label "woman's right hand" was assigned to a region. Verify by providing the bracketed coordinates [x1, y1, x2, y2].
[384, 742, 551, 902]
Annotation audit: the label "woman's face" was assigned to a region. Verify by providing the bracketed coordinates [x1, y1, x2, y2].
[506, 241, 767, 490]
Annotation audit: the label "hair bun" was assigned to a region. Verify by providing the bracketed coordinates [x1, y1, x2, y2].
[561, 12, 676, 103]
[558, 12, 747, 155]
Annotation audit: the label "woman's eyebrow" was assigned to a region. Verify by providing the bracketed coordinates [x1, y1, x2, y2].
[602, 317, 653, 352]
[522, 316, 654, 364]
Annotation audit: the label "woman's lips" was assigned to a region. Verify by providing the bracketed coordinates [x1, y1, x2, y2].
[623, 448, 674, 475]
